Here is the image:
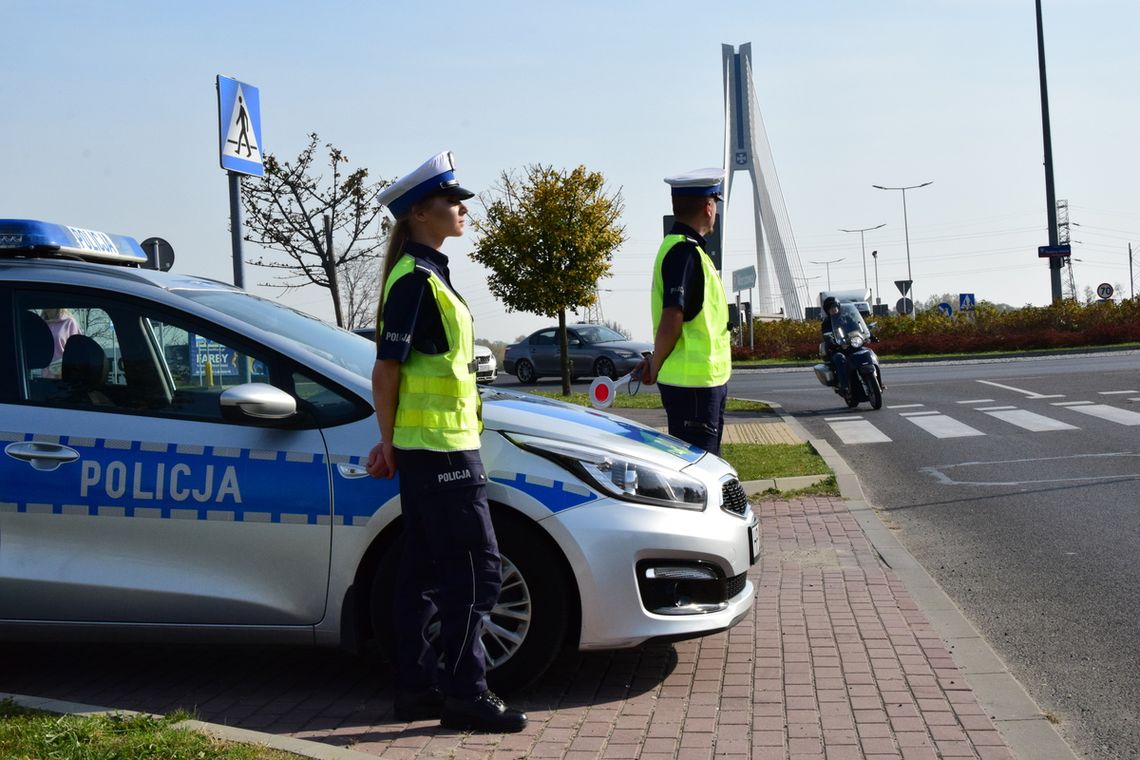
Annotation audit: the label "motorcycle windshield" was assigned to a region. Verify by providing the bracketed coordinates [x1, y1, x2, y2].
[837, 304, 871, 340]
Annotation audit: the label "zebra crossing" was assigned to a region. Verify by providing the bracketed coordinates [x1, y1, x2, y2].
[825, 386, 1140, 444]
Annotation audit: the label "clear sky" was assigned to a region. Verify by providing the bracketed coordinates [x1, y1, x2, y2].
[2, 1, 1137, 344]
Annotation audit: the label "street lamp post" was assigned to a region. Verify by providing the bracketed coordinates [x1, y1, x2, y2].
[839, 223, 886, 302]
[873, 181, 932, 318]
[809, 258, 844, 291]
[871, 250, 880, 307]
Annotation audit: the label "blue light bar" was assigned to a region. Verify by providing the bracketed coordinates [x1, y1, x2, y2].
[0, 219, 147, 264]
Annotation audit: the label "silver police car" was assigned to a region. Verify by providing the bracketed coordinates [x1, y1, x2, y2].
[0, 220, 758, 691]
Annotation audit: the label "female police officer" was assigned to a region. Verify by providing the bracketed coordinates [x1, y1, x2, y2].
[366, 151, 526, 733]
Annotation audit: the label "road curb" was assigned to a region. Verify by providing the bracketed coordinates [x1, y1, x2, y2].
[772, 407, 1081, 760]
[0, 692, 376, 760]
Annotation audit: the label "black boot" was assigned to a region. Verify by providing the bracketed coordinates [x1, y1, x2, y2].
[393, 686, 444, 721]
[441, 690, 527, 732]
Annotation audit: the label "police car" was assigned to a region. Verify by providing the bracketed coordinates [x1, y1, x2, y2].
[0, 220, 758, 691]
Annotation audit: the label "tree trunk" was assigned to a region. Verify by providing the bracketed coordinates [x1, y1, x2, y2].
[558, 309, 571, 396]
[324, 214, 344, 327]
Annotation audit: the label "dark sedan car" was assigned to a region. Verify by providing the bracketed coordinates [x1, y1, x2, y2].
[503, 324, 651, 384]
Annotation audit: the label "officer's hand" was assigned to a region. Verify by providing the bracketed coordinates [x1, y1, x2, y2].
[635, 355, 657, 386]
[366, 441, 396, 479]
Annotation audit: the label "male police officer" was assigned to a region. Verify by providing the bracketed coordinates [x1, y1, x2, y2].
[638, 168, 732, 455]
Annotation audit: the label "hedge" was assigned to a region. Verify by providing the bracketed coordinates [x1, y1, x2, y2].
[732, 299, 1140, 361]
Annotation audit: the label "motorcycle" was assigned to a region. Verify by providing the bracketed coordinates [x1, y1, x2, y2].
[812, 303, 884, 410]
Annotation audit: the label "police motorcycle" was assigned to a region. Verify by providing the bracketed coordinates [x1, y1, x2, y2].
[812, 302, 884, 410]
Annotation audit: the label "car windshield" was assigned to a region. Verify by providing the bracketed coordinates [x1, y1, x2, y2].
[174, 288, 375, 379]
[575, 325, 626, 344]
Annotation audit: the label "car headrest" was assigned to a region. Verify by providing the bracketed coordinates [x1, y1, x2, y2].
[61, 334, 108, 387]
[20, 311, 54, 370]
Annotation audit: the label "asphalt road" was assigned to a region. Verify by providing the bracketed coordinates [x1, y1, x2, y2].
[728, 350, 1140, 760]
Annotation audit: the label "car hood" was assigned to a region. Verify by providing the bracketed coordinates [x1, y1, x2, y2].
[480, 388, 705, 467]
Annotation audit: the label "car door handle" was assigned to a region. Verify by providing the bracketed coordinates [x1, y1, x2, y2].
[336, 462, 371, 479]
[5, 441, 81, 472]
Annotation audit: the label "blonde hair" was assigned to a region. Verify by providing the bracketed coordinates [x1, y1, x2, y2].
[374, 218, 411, 331]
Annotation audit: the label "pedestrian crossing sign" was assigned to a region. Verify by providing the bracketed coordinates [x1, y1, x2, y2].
[217, 75, 264, 177]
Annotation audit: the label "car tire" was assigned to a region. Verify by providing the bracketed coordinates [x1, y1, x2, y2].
[593, 357, 618, 380]
[483, 513, 571, 693]
[515, 360, 537, 385]
[368, 512, 571, 694]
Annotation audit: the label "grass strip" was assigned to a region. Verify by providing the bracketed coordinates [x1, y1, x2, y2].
[720, 442, 831, 480]
[527, 389, 770, 413]
[0, 699, 299, 760]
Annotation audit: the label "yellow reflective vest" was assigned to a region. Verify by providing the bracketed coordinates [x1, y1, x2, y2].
[382, 254, 481, 451]
[651, 234, 731, 387]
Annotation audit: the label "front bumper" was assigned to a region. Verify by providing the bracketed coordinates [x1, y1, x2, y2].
[542, 493, 757, 650]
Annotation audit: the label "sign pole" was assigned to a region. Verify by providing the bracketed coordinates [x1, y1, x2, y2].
[749, 286, 754, 351]
[228, 171, 245, 289]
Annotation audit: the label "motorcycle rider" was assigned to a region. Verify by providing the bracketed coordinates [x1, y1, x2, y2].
[820, 297, 850, 398]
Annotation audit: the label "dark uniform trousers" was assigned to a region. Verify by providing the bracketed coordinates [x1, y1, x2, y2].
[393, 448, 500, 698]
[658, 383, 729, 456]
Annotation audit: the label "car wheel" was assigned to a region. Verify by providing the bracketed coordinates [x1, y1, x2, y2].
[593, 357, 618, 380]
[515, 360, 537, 385]
[481, 514, 571, 692]
[369, 513, 571, 694]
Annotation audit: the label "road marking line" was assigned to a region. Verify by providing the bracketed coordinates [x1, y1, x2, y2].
[900, 411, 940, 417]
[1100, 390, 1138, 395]
[906, 414, 985, 438]
[887, 404, 925, 409]
[977, 406, 1017, 411]
[828, 420, 891, 444]
[1064, 404, 1140, 426]
[976, 379, 1065, 399]
[984, 409, 1078, 432]
[1052, 401, 1093, 406]
[824, 416, 863, 421]
[958, 399, 994, 404]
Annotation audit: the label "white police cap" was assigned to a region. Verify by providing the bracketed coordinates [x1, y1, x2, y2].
[664, 167, 725, 198]
[377, 150, 475, 219]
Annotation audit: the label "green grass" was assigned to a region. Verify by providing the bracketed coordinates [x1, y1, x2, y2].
[720, 442, 831, 480]
[528, 389, 770, 413]
[752, 475, 840, 500]
[0, 699, 300, 760]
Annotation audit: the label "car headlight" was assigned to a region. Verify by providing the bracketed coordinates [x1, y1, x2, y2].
[613, 349, 637, 358]
[504, 433, 707, 511]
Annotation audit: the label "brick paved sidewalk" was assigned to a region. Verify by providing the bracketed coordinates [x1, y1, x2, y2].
[297, 495, 1013, 759]
[0, 494, 1025, 759]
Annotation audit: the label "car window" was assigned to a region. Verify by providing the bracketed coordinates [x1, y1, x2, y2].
[575, 325, 625, 344]
[532, 330, 557, 347]
[14, 290, 367, 428]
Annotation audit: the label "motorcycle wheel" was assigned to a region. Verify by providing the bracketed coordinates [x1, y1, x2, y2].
[863, 371, 883, 410]
[844, 388, 859, 408]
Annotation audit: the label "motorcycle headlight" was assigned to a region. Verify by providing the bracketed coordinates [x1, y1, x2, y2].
[504, 433, 707, 511]
[849, 333, 865, 349]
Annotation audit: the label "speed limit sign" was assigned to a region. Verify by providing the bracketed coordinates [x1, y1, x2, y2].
[1096, 282, 1114, 300]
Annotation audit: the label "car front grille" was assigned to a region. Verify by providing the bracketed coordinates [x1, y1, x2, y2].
[726, 571, 748, 600]
[721, 478, 747, 517]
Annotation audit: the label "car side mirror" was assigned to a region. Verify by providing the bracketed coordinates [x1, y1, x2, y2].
[220, 382, 297, 421]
